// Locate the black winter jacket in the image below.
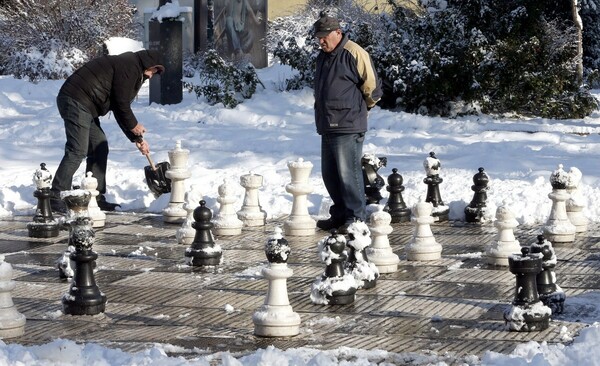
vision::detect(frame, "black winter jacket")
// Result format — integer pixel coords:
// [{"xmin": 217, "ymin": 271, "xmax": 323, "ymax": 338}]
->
[
  {"xmin": 58, "ymin": 50, "xmax": 162, "ymax": 142},
  {"xmin": 314, "ymin": 34, "xmax": 382, "ymax": 135}
]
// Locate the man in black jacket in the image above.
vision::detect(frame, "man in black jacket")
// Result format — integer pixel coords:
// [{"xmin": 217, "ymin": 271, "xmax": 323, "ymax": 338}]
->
[
  {"xmin": 50, "ymin": 49, "xmax": 164, "ymax": 213},
  {"xmin": 312, "ymin": 15, "xmax": 382, "ymax": 234}
]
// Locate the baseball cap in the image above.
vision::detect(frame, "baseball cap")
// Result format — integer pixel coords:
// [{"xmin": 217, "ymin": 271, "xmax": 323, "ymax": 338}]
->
[{"xmin": 313, "ymin": 16, "xmax": 340, "ymax": 38}]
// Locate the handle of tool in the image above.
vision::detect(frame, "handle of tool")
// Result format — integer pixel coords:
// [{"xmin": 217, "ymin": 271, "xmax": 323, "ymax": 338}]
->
[
  {"xmin": 145, "ymin": 153, "xmax": 157, "ymax": 171},
  {"xmin": 136, "ymin": 137, "xmax": 157, "ymax": 171}
]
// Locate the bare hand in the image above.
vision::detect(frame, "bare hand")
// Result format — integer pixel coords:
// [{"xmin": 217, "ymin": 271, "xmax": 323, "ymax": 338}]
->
[
  {"xmin": 135, "ymin": 139, "xmax": 150, "ymax": 155},
  {"xmin": 131, "ymin": 123, "xmax": 146, "ymax": 137}
]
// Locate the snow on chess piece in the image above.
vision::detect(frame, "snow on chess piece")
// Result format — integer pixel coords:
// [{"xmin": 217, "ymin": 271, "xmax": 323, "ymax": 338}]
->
[
  {"xmin": 542, "ymin": 164, "xmax": 576, "ymax": 243},
  {"xmin": 252, "ymin": 227, "xmax": 301, "ymax": 337},
  {"xmin": 529, "ymin": 235, "xmax": 565, "ymax": 315},
  {"xmin": 163, "ymin": 140, "xmax": 191, "ymax": 224},
  {"xmin": 27, "ymin": 163, "xmax": 60, "ymax": 238},
  {"xmin": 185, "ymin": 200, "xmax": 223, "ymax": 266},
  {"xmin": 57, "ymin": 245, "xmax": 76, "ymax": 279},
  {"xmin": 237, "ymin": 171, "xmax": 267, "ymax": 227},
  {"xmin": 81, "ymin": 171, "xmax": 105, "ymax": 228},
  {"xmin": 565, "ymin": 167, "xmax": 588, "ymax": 233},
  {"xmin": 366, "ymin": 208, "xmax": 399, "ymax": 273},
  {"xmin": 423, "ymin": 152, "xmax": 449, "ymax": 221},
  {"xmin": 212, "ymin": 179, "xmax": 243, "ymax": 236},
  {"xmin": 504, "ymin": 247, "xmax": 551, "ymax": 332},
  {"xmin": 177, "ymin": 188, "xmax": 203, "ymax": 244},
  {"xmin": 361, "ymin": 153, "xmax": 387, "ymax": 205},
  {"xmin": 61, "ymin": 189, "xmax": 106, "ymax": 316},
  {"xmin": 345, "ymin": 221, "xmax": 379, "ymax": 289},
  {"xmin": 0, "ymin": 255, "xmax": 26, "ymax": 338},
  {"xmin": 310, "ymin": 230, "xmax": 357, "ymax": 305},
  {"xmin": 485, "ymin": 201, "xmax": 522, "ymax": 266},
  {"xmin": 406, "ymin": 198, "xmax": 442, "ymax": 261},
  {"xmin": 383, "ymin": 168, "xmax": 411, "ymax": 223},
  {"xmin": 284, "ymin": 158, "xmax": 316, "ymax": 236},
  {"xmin": 464, "ymin": 167, "xmax": 490, "ymax": 223}
]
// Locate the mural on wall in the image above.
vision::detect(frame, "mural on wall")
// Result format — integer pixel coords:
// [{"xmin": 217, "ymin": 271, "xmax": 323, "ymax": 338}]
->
[{"xmin": 197, "ymin": 0, "xmax": 267, "ymax": 68}]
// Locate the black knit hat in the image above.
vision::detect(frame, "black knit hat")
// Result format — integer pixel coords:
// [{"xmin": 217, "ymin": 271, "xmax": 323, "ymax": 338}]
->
[{"xmin": 313, "ymin": 16, "xmax": 340, "ymax": 37}]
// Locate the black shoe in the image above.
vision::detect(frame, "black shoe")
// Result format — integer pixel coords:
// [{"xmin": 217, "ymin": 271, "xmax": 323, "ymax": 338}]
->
[
  {"xmin": 97, "ymin": 197, "xmax": 121, "ymax": 212},
  {"xmin": 316, "ymin": 218, "xmax": 344, "ymax": 231},
  {"xmin": 337, "ymin": 222, "xmax": 351, "ymax": 235},
  {"xmin": 50, "ymin": 198, "xmax": 67, "ymax": 214},
  {"xmin": 338, "ymin": 218, "xmax": 363, "ymax": 235}
]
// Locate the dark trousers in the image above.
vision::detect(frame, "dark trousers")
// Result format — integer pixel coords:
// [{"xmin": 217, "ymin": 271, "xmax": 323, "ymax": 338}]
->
[
  {"xmin": 51, "ymin": 95, "xmax": 109, "ymax": 198},
  {"xmin": 321, "ymin": 133, "xmax": 366, "ymax": 223}
]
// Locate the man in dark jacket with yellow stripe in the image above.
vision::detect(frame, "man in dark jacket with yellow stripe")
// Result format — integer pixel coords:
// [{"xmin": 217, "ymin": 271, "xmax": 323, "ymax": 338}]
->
[
  {"xmin": 313, "ymin": 15, "xmax": 382, "ymax": 234},
  {"xmin": 50, "ymin": 49, "xmax": 165, "ymax": 213}
]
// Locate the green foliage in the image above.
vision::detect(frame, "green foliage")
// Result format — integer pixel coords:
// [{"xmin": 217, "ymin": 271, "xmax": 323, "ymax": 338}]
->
[
  {"xmin": 183, "ymin": 49, "xmax": 262, "ymax": 108},
  {"xmin": 269, "ymin": 0, "xmax": 597, "ymax": 118},
  {"xmin": 273, "ymin": 37, "xmax": 318, "ymax": 90}
]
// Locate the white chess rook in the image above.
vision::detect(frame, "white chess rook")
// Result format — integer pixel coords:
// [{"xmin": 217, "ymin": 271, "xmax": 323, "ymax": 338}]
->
[
  {"xmin": 485, "ymin": 202, "xmax": 521, "ymax": 266},
  {"xmin": 366, "ymin": 209, "xmax": 399, "ymax": 273},
  {"xmin": 212, "ymin": 179, "xmax": 243, "ymax": 236},
  {"xmin": 284, "ymin": 158, "xmax": 316, "ymax": 236},
  {"xmin": 237, "ymin": 172, "xmax": 267, "ymax": 227},
  {"xmin": 406, "ymin": 200, "xmax": 442, "ymax": 261},
  {"xmin": 163, "ymin": 140, "xmax": 191, "ymax": 224}
]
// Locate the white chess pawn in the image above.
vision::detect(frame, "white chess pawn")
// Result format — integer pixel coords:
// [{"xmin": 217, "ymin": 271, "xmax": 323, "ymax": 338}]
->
[
  {"xmin": 366, "ymin": 208, "xmax": 399, "ymax": 273},
  {"xmin": 406, "ymin": 199, "xmax": 442, "ymax": 261},
  {"xmin": 543, "ymin": 164, "xmax": 576, "ymax": 243},
  {"xmin": 566, "ymin": 167, "xmax": 588, "ymax": 232},
  {"xmin": 176, "ymin": 189, "xmax": 203, "ymax": 245},
  {"xmin": 485, "ymin": 201, "xmax": 521, "ymax": 266},
  {"xmin": 237, "ymin": 171, "xmax": 267, "ymax": 227},
  {"xmin": 0, "ymin": 255, "xmax": 26, "ymax": 338},
  {"xmin": 163, "ymin": 140, "xmax": 191, "ymax": 224},
  {"xmin": 81, "ymin": 171, "xmax": 105, "ymax": 228},
  {"xmin": 284, "ymin": 158, "xmax": 316, "ymax": 236},
  {"xmin": 253, "ymin": 228, "xmax": 300, "ymax": 337},
  {"xmin": 212, "ymin": 179, "xmax": 244, "ymax": 236}
]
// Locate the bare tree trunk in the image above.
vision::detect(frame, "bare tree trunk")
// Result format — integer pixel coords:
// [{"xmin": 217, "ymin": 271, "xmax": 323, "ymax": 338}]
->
[{"xmin": 572, "ymin": 0, "xmax": 584, "ymax": 85}]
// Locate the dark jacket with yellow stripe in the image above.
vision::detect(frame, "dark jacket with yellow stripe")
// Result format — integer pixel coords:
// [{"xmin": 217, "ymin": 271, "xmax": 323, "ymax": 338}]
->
[
  {"xmin": 58, "ymin": 50, "xmax": 162, "ymax": 142},
  {"xmin": 314, "ymin": 34, "xmax": 382, "ymax": 135}
]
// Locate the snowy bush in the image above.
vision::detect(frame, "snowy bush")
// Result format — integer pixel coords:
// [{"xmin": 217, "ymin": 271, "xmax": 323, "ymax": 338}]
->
[
  {"xmin": 183, "ymin": 49, "xmax": 262, "ymax": 108},
  {"xmin": 269, "ymin": 0, "xmax": 597, "ymax": 118},
  {"xmin": 0, "ymin": 0, "xmax": 137, "ymax": 82}
]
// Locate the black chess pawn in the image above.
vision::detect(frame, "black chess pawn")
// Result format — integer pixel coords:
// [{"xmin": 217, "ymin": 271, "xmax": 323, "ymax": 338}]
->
[
  {"xmin": 361, "ymin": 154, "xmax": 387, "ymax": 204},
  {"xmin": 185, "ymin": 200, "xmax": 223, "ymax": 266},
  {"xmin": 383, "ymin": 168, "xmax": 411, "ymax": 223},
  {"xmin": 530, "ymin": 235, "xmax": 565, "ymax": 315},
  {"xmin": 61, "ymin": 190, "xmax": 106, "ymax": 315},
  {"xmin": 345, "ymin": 222, "xmax": 379, "ymax": 289},
  {"xmin": 27, "ymin": 163, "xmax": 59, "ymax": 238},
  {"xmin": 464, "ymin": 167, "xmax": 490, "ymax": 223},
  {"xmin": 310, "ymin": 230, "xmax": 357, "ymax": 305},
  {"xmin": 423, "ymin": 152, "xmax": 449, "ymax": 221},
  {"xmin": 504, "ymin": 247, "xmax": 551, "ymax": 331}
]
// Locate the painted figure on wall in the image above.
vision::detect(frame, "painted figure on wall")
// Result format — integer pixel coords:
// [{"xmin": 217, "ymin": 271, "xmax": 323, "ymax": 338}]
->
[{"xmin": 214, "ymin": 0, "xmax": 267, "ymax": 66}]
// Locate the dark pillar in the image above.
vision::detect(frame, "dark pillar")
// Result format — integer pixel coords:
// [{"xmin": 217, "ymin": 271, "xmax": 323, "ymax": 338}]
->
[{"xmin": 149, "ymin": 1, "xmax": 183, "ymax": 105}]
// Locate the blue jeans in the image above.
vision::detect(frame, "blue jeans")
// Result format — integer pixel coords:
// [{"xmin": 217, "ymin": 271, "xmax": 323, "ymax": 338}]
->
[
  {"xmin": 51, "ymin": 95, "xmax": 109, "ymax": 198},
  {"xmin": 321, "ymin": 133, "xmax": 366, "ymax": 223}
]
